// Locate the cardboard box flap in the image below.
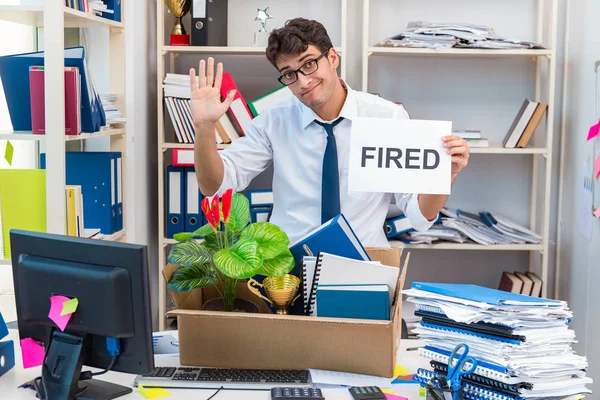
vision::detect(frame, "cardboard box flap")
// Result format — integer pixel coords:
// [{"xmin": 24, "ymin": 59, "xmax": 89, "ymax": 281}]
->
[{"xmin": 365, "ymin": 246, "xmax": 402, "ymax": 267}]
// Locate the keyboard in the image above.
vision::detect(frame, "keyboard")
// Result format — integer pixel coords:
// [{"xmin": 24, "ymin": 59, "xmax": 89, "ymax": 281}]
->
[{"xmin": 134, "ymin": 367, "xmax": 313, "ymax": 390}]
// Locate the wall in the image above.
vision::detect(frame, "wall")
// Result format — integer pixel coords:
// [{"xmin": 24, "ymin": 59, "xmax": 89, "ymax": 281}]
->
[{"xmin": 558, "ymin": 0, "xmax": 600, "ymax": 388}]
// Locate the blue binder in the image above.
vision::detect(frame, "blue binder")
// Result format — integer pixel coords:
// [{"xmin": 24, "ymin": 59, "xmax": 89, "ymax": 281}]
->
[
  {"xmin": 0, "ymin": 46, "xmax": 105, "ymax": 132},
  {"xmin": 245, "ymin": 189, "xmax": 273, "ymax": 207},
  {"xmin": 103, "ymin": 0, "xmax": 122, "ymax": 22},
  {"xmin": 0, "ymin": 312, "xmax": 15, "ymax": 377},
  {"xmin": 166, "ymin": 166, "xmax": 185, "ymax": 238},
  {"xmin": 184, "ymin": 166, "xmax": 204, "ymax": 232},
  {"xmin": 114, "ymin": 152, "xmax": 123, "ymax": 232},
  {"xmin": 316, "ymin": 284, "xmax": 390, "ymax": 320},
  {"xmin": 250, "ymin": 206, "xmax": 271, "ymax": 223},
  {"xmin": 41, "ymin": 152, "xmax": 118, "ymax": 234}
]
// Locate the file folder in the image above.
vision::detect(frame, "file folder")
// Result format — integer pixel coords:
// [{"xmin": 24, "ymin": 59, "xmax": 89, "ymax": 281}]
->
[
  {"xmin": 0, "ymin": 312, "xmax": 14, "ymax": 378},
  {"xmin": 250, "ymin": 206, "xmax": 271, "ymax": 223},
  {"xmin": 184, "ymin": 166, "xmax": 204, "ymax": 232},
  {"xmin": 191, "ymin": 0, "xmax": 228, "ymax": 46},
  {"xmin": 41, "ymin": 152, "xmax": 117, "ymax": 235},
  {"xmin": 103, "ymin": 0, "xmax": 121, "ymax": 22},
  {"xmin": 166, "ymin": 166, "xmax": 185, "ymax": 238},
  {"xmin": 114, "ymin": 152, "xmax": 123, "ymax": 232},
  {"xmin": 246, "ymin": 189, "xmax": 273, "ymax": 207},
  {"xmin": 0, "ymin": 46, "xmax": 105, "ymax": 133}
]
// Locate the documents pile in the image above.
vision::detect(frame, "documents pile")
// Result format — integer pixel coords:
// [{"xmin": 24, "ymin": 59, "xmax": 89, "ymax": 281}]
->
[
  {"xmin": 394, "ymin": 207, "xmax": 541, "ymax": 245},
  {"xmin": 404, "ymin": 282, "xmax": 592, "ymax": 399},
  {"xmin": 100, "ymin": 94, "xmax": 126, "ymax": 125},
  {"xmin": 375, "ymin": 21, "xmax": 545, "ymax": 50}
]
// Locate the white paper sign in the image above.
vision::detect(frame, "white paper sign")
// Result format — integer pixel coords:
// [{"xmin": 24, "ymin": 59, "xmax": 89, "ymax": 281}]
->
[{"xmin": 348, "ymin": 117, "xmax": 452, "ymax": 195}]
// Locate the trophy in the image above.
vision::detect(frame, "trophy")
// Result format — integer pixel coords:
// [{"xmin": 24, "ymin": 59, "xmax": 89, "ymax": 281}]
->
[
  {"xmin": 247, "ymin": 274, "xmax": 300, "ymax": 315},
  {"xmin": 165, "ymin": 0, "xmax": 191, "ymax": 46},
  {"xmin": 253, "ymin": 7, "xmax": 273, "ymax": 47}
]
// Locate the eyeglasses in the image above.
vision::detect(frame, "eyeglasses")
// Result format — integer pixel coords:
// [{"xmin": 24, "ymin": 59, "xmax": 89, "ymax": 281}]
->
[{"xmin": 277, "ymin": 48, "xmax": 331, "ymax": 86}]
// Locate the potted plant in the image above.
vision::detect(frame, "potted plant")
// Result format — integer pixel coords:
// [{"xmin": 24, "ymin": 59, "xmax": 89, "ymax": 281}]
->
[{"xmin": 167, "ymin": 188, "xmax": 295, "ymax": 312}]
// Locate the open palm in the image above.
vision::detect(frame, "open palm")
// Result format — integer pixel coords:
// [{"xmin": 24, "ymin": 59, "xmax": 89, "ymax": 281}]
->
[{"xmin": 189, "ymin": 57, "xmax": 236, "ymax": 127}]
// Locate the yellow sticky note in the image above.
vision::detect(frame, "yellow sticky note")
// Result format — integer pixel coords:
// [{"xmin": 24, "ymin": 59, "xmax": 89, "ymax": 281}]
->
[
  {"xmin": 4, "ymin": 141, "xmax": 14, "ymax": 166},
  {"xmin": 394, "ymin": 363, "xmax": 410, "ymax": 378},
  {"xmin": 138, "ymin": 384, "xmax": 171, "ymax": 399},
  {"xmin": 381, "ymin": 388, "xmax": 395, "ymax": 394},
  {"xmin": 60, "ymin": 298, "xmax": 79, "ymax": 316},
  {"xmin": 419, "ymin": 386, "xmax": 426, "ymax": 397}
]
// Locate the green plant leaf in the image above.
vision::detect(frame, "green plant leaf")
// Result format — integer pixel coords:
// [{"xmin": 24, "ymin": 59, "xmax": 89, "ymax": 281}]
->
[
  {"xmin": 213, "ymin": 236, "xmax": 263, "ymax": 279},
  {"xmin": 194, "ymin": 223, "xmax": 215, "ymax": 237},
  {"xmin": 168, "ymin": 263, "xmax": 218, "ymax": 292},
  {"xmin": 225, "ymin": 193, "xmax": 251, "ymax": 233},
  {"xmin": 168, "ymin": 240, "xmax": 212, "ymax": 268},
  {"xmin": 203, "ymin": 230, "xmax": 240, "ymax": 252},
  {"xmin": 173, "ymin": 232, "xmax": 199, "ymax": 242},
  {"xmin": 241, "ymin": 222, "xmax": 290, "ymax": 259},
  {"xmin": 256, "ymin": 248, "xmax": 295, "ymax": 277}
]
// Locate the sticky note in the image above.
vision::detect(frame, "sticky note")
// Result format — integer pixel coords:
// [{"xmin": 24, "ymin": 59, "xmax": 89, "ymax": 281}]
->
[
  {"xmin": 20, "ymin": 338, "xmax": 45, "ymax": 369},
  {"xmin": 4, "ymin": 141, "xmax": 13, "ymax": 166},
  {"xmin": 594, "ymin": 156, "xmax": 600, "ymax": 179},
  {"xmin": 48, "ymin": 295, "xmax": 73, "ymax": 331},
  {"xmin": 594, "ymin": 207, "xmax": 600, "ymax": 218},
  {"xmin": 419, "ymin": 386, "xmax": 426, "ymax": 396},
  {"xmin": 60, "ymin": 298, "xmax": 79, "ymax": 316},
  {"xmin": 394, "ymin": 364, "xmax": 410, "ymax": 378},
  {"xmin": 138, "ymin": 384, "xmax": 172, "ymax": 399},
  {"xmin": 382, "ymin": 388, "xmax": 395, "ymax": 394},
  {"xmin": 385, "ymin": 394, "xmax": 409, "ymax": 400},
  {"xmin": 588, "ymin": 120, "xmax": 600, "ymax": 140}
]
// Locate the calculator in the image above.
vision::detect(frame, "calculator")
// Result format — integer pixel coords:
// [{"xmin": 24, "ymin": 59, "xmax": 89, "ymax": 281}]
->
[
  {"xmin": 271, "ymin": 387, "xmax": 325, "ymax": 400},
  {"xmin": 348, "ymin": 386, "xmax": 387, "ymax": 400}
]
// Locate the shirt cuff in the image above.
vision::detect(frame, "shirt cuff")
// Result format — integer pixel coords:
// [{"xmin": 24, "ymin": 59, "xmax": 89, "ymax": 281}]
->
[{"xmin": 405, "ymin": 194, "xmax": 438, "ymax": 232}]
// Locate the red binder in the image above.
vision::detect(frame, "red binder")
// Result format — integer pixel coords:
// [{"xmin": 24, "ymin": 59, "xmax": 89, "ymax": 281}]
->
[{"xmin": 219, "ymin": 72, "xmax": 253, "ymax": 136}]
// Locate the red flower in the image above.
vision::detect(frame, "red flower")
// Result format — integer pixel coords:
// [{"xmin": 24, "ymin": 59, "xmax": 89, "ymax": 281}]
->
[
  {"xmin": 211, "ymin": 196, "xmax": 220, "ymax": 227},
  {"xmin": 222, "ymin": 188, "xmax": 233, "ymax": 223},
  {"xmin": 202, "ymin": 197, "xmax": 216, "ymax": 229}
]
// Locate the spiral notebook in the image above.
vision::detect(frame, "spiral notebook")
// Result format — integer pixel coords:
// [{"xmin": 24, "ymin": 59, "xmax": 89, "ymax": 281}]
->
[
  {"xmin": 430, "ymin": 361, "xmax": 526, "ymax": 395},
  {"xmin": 306, "ymin": 252, "xmax": 400, "ymax": 316},
  {"xmin": 301, "ymin": 256, "xmax": 317, "ymax": 315},
  {"xmin": 415, "ymin": 369, "xmax": 519, "ymax": 400}
]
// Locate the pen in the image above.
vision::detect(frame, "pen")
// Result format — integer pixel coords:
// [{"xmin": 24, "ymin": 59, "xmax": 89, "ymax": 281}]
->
[{"xmin": 406, "ymin": 346, "xmax": 419, "ymax": 351}]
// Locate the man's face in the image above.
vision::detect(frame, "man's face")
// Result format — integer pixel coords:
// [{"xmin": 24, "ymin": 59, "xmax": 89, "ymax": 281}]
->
[{"xmin": 276, "ymin": 45, "xmax": 339, "ymax": 110}]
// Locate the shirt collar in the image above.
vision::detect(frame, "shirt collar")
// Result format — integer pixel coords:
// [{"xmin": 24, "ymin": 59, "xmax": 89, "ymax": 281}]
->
[{"xmin": 299, "ymin": 79, "xmax": 358, "ymax": 129}]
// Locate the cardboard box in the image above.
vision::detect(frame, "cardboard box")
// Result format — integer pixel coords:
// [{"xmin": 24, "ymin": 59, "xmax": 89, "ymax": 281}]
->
[{"xmin": 164, "ymin": 247, "xmax": 409, "ymax": 378}]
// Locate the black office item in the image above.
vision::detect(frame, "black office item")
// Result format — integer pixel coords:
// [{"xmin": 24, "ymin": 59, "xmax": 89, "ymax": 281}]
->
[
  {"xmin": 10, "ymin": 229, "xmax": 154, "ymax": 400},
  {"xmin": 191, "ymin": 0, "xmax": 228, "ymax": 46},
  {"xmin": 348, "ymin": 386, "xmax": 386, "ymax": 400},
  {"xmin": 135, "ymin": 367, "xmax": 312, "ymax": 390},
  {"xmin": 271, "ymin": 387, "xmax": 324, "ymax": 399},
  {"xmin": 430, "ymin": 361, "xmax": 526, "ymax": 395}
]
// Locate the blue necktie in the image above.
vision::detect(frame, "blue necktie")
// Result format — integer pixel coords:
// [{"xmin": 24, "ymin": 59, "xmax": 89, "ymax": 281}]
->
[{"xmin": 316, "ymin": 117, "xmax": 344, "ymax": 224}]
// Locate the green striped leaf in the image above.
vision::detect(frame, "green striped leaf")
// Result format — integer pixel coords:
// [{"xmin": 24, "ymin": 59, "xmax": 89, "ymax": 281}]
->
[
  {"xmin": 193, "ymin": 223, "xmax": 215, "ymax": 237},
  {"xmin": 168, "ymin": 263, "xmax": 218, "ymax": 292},
  {"xmin": 213, "ymin": 236, "xmax": 263, "ymax": 279},
  {"xmin": 241, "ymin": 222, "xmax": 290, "ymax": 259},
  {"xmin": 203, "ymin": 230, "xmax": 239, "ymax": 252},
  {"xmin": 225, "ymin": 193, "xmax": 251, "ymax": 233},
  {"xmin": 256, "ymin": 249, "xmax": 295, "ymax": 277},
  {"xmin": 168, "ymin": 240, "xmax": 212, "ymax": 268}
]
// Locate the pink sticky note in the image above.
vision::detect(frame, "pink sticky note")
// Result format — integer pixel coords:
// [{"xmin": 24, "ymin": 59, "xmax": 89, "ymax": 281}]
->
[
  {"xmin": 20, "ymin": 338, "xmax": 45, "ymax": 369},
  {"xmin": 595, "ymin": 156, "xmax": 600, "ymax": 179},
  {"xmin": 385, "ymin": 394, "xmax": 409, "ymax": 400},
  {"xmin": 588, "ymin": 120, "xmax": 600, "ymax": 140},
  {"xmin": 49, "ymin": 295, "xmax": 73, "ymax": 331},
  {"xmin": 594, "ymin": 207, "xmax": 600, "ymax": 218}
]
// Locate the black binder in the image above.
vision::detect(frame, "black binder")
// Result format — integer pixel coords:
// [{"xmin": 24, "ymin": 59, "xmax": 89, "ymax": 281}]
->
[{"xmin": 191, "ymin": 0, "xmax": 228, "ymax": 46}]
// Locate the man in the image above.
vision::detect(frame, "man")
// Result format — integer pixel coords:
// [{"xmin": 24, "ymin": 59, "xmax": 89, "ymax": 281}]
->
[{"xmin": 190, "ymin": 18, "xmax": 469, "ymax": 247}]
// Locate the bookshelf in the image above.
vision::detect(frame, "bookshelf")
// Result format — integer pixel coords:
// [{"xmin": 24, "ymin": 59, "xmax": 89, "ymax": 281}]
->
[
  {"xmin": 156, "ymin": 0, "xmax": 349, "ymax": 329},
  {"xmin": 362, "ymin": 0, "xmax": 559, "ymax": 297},
  {"xmin": 0, "ymin": 4, "xmax": 130, "ymax": 242}
]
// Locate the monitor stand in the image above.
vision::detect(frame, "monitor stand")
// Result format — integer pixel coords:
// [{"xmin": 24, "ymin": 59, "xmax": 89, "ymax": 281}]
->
[{"xmin": 38, "ymin": 331, "xmax": 132, "ymax": 400}]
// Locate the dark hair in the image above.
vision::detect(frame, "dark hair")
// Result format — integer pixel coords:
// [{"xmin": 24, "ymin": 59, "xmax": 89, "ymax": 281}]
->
[{"xmin": 266, "ymin": 18, "xmax": 333, "ymax": 68}]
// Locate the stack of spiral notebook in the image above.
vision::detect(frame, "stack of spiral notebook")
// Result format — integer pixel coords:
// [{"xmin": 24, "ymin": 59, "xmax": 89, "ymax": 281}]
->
[{"xmin": 404, "ymin": 282, "xmax": 592, "ymax": 399}]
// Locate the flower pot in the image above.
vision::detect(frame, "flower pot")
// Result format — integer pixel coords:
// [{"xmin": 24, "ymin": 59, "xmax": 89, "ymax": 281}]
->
[{"xmin": 202, "ymin": 297, "xmax": 260, "ymax": 313}]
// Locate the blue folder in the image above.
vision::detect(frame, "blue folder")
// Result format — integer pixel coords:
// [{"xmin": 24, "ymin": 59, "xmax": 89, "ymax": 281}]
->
[
  {"xmin": 0, "ymin": 312, "xmax": 14, "ymax": 377},
  {"xmin": 316, "ymin": 284, "xmax": 390, "ymax": 320},
  {"xmin": 0, "ymin": 46, "xmax": 105, "ymax": 132},
  {"xmin": 103, "ymin": 0, "xmax": 121, "ymax": 22}
]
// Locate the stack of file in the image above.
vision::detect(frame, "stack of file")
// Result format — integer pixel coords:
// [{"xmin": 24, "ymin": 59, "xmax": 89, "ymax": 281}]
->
[
  {"xmin": 100, "ymin": 94, "xmax": 126, "ymax": 125},
  {"xmin": 404, "ymin": 282, "xmax": 592, "ymax": 399},
  {"xmin": 375, "ymin": 21, "xmax": 545, "ymax": 50},
  {"xmin": 394, "ymin": 207, "xmax": 541, "ymax": 245}
]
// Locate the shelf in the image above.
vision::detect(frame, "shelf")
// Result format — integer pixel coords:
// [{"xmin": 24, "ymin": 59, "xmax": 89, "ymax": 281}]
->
[
  {"xmin": 470, "ymin": 145, "xmax": 547, "ymax": 155},
  {"xmin": 162, "ymin": 46, "xmax": 343, "ymax": 56},
  {"xmin": 0, "ymin": 5, "xmax": 123, "ymax": 29},
  {"xmin": 0, "ymin": 128, "xmax": 125, "ymax": 142},
  {"xmin": 389, "ymin": 240, "xmax": 544, "ymax": 251},
  {"xmin": 367, "ymin": 47, "xmax": 552, "ymax": 58},
  {"xmin": 162, "ymin": 143, "xmax": 230, "ymax": 150}
]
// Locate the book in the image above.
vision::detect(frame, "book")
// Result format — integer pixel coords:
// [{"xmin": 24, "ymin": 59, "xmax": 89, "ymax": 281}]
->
[
  {"xmin": 248, "ymin": 86, "xmax": 294, "ymax": 117},
  {"xmin": 316, "ymin": 284, "xmax": 390, "ymax": 320},
  {"xmin": 514, "ymin": 271, "xmax": 533, "ymax": 296},
  {"xmin": 516, "ymin": 103, "xmax": 547, "ymax": 148},
  {"xmin": 525, "ymin": 272, "xmax": 543, "ymax": 297},
  {"xmin": 498, "ymin": 271, "xmax": 523, "ymax": 294},
  {"xmin": 502, "ymin": 99, "xmax": 538, "ymax": 148}
]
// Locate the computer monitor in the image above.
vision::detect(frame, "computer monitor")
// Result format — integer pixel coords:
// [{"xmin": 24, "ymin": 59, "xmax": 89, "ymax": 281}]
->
[{"xmin": 10, "ymin": 229, "xmax": 154, "ymax": 400}]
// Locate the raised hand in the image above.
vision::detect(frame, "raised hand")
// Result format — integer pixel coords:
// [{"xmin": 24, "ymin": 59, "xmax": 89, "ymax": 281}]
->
[{"xmin": 189, "ymin": 57, "xmax": 236, "ymax": 129}]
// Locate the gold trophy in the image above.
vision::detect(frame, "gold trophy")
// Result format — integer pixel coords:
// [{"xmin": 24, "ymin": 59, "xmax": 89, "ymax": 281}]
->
[
  {"xmin": 165, "ymin": 0, "xmax": 191, "ymax": 46},
  {"xmin": 247, "ymin": 274, "xmax": 300, "ymax": 315}
]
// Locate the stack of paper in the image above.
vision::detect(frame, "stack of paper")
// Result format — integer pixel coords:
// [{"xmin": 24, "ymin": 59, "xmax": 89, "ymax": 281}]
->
[
  {"xmin": 404, "ymin": 282, "xmax": 592, "ymax": 399},
  {"xmin": 375, "ymin": 21, "xmax": 545, "ymax": 50}
]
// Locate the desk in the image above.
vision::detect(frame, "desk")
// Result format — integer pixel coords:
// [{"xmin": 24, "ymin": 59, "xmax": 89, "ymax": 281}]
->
[{"xmin": 0, "ymin": 330, "xmax": 428, "ymax": 399}]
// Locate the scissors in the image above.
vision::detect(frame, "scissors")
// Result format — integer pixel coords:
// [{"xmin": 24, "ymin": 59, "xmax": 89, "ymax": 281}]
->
[{"xmin": 446, "ymin": 343, "xmax": 478, "ymax": 397}]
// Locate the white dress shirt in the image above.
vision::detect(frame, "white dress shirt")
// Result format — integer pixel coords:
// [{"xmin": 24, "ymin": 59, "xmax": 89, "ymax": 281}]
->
[{"xmin": 215, "ymin": 82, "xmax": 436, "ymax": 247}]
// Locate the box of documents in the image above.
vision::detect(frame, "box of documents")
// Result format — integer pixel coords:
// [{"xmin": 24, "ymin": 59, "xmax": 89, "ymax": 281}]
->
[{"xmin": 165, "ymin": 247, "xmax": 409, "ymax": 378}]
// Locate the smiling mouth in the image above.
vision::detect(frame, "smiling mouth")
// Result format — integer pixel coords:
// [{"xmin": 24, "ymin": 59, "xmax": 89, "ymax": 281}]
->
[{"xmin": 302, "ymin": 81, "xmax": 321, "ymax": 96}]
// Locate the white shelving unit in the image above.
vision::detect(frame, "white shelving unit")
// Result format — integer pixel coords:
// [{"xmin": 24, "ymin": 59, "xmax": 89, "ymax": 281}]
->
[
  {"xmin": 362, "ymin": 0, "xmax": 559, "ymax": 297},
  {"xmin": 156, "ymin": 0, "xmax": 349, "ymax": 330},
  {"xmin": 0, "ymin": 4, "xmax": 131, "ymax": 241}
]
